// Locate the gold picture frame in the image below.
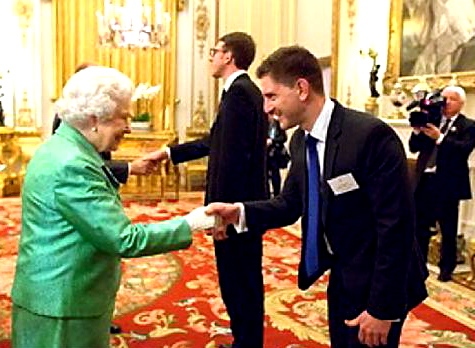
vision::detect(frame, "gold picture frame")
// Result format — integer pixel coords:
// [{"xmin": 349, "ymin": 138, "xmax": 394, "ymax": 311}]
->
[
  {"xmin": 330, "ymin": 0, "xmax": 340, "ymax": 98},
  {"xmin": 383, "ymin": 0, "xmax": 475, "ymax": 94}
]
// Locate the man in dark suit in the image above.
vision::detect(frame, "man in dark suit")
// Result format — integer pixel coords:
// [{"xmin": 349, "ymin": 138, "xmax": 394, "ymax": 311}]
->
[
  {"xmin": 207, "ymin": 46, "xmax": 428, "ymax": 348},
  {"xmin": 143, "ymin": 32, "xmax": 268, "ymax": 348},
  {"xmin": 409, "ymin": 86, "xmax": 475, "ymax": 282}
]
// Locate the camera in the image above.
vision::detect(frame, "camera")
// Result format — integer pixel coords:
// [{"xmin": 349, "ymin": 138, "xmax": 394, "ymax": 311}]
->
[{"xmin": 407, "ymin": 89, "xmax": 446, "ymax": 127}]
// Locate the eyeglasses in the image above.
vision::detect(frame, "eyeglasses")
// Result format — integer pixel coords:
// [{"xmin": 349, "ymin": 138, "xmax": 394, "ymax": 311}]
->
[{"xmin": 209, "ymin": 48, "xmax": 227, "ymax": 57}]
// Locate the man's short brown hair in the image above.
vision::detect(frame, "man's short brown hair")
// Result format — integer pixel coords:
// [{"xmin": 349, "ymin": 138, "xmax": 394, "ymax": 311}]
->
[
  {"xmin": 256, "ymin": 46, "xmax": 324, "ymax": 94},
  {"xmin": 219, "ymin": 32, "xmax": 256, "ymax": 70}
]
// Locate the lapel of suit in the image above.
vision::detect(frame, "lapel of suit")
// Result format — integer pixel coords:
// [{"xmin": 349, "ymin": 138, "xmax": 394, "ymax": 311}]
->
[
  {"xmin": 447, "ymin": 114, "xmax": 465, "ymax": 136},
  {"xmin": 321, "ymin": 101, "xmax": 343, "ymax": 227},
  {"xmin": 215, "ymin": 73, "xmax": 250, "ymax": 131},
  {"xmin": 220, "ymin": 73, "xmax": 249, "ymax": 105}
]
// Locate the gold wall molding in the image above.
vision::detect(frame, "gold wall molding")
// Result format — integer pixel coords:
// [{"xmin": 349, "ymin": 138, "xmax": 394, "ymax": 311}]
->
[
  {"xmin": 190, "ymin": 90, "xmax": 208, "ymax": 130},
  {"xmin": 16, "ymin": 90, "xmax": 33, "ymax": 127},
  {"xmin": 0, "ymin": 127, "xmax": 27, "ymax": 197},
  {"xmin": 13, "ymin": 0, "xmax": 34, "ymax": 45},
  {"xmin": 346, "ymin": 86, "xmax": 352, "ymax": 107},
  {"xmin": 195, "ymin": 0, "xmax": 210, "ymax": 59},
  {"xmin": 330, "ymin": 0, "xmax": 340, "ymax": 98},
  {"xmin": 382, "ymin": 0, "xmax": 402, "ymax": 94},
  {"xmin": 12, "ymin": 0, "xmax": 36, "ymax": 129},
  {"xmin": 346, "ymin": 0, "xmax": 356, "ymax": 41},
  {"xmin": 178, "ymin": 0, "xmax": 186, "ymax": 11},
  {"xmin": 319, "ymin": 56, "xmax": 331, "ymax": 69}
]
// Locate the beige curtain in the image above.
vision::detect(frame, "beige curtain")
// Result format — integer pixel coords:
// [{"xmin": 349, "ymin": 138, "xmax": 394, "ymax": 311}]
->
[{"xmin": 52, "ymin": 0, "xmax": 178, "ymax": 133}]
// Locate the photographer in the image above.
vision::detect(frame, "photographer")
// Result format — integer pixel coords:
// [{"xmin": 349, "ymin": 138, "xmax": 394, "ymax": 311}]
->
[{"xmin": 409, "ymin": 86, "xmax": 475, "ymax": 281}]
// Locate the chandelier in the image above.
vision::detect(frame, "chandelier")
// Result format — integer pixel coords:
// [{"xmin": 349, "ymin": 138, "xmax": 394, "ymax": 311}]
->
[{"xmin": 96, "ymin": 0, "xmax": 171, "ymax": 49}]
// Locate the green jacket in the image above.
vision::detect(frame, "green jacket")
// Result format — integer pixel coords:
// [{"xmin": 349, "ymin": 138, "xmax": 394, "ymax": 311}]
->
[{"xmin": 12, "ymin": 123, "xmax": 192, "ymax": 318}]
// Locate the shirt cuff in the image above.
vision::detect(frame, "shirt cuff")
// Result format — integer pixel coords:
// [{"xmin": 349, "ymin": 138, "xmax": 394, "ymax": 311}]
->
[
  {"xmin": 436, "ymin": 133, "xmax": 445, "ymax": 145},
  {"xmin": 165, "ymin": 147, "xmax": 172, "ymax": 161},
  {"xmin": 233, "ymin": 202, "xmax": 248, "ymax": 233},
  {"xmin": 127, "ymin": 162, "xmax": 131, "ymax": 175}
]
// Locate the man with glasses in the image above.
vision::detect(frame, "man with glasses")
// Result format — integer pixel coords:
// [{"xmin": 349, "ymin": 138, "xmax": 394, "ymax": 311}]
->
[{"xmin": 144, "ymin": 32, "xmax": 268, "ymax": 348}]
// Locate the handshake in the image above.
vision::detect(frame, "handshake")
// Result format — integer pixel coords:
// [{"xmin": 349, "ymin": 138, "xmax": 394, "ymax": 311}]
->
[
  {"xmin": 129, "ymin": 149, "xmax": 171, "ymax": 176},
  {"xmin": 183, "ymin": 203, "xmax": 243, "ymax": 240}
]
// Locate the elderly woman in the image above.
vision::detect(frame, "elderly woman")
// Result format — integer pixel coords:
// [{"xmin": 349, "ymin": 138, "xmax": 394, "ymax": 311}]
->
[{"xmin": 11, "ymin": 66, "xmax": 214, "ymax": 347}]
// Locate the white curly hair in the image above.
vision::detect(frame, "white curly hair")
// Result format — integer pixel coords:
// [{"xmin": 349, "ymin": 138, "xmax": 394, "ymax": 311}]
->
[
  {"xmin": 55, "ymin": 66, "xmax": 133, "ymax": 128},
  {"xmin": 442, "ymin": 85, "xmax": 466, "ymax": 103}
]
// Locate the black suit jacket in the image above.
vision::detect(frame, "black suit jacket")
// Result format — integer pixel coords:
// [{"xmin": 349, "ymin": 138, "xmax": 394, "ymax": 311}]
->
[
  {"xmin": 243, "ymin": 101, "xmax": 428, "ymax": 320},
  {"xmin": 170, "ymin": 74, "xmax": 268, "ymax": 211},
  {"xmin": 52, "ymin": 114, "xmax": 129, "ymax": 184},
  {"xmin": 409, "ymin": 113, "xmax": 475, "ymax": 200}
]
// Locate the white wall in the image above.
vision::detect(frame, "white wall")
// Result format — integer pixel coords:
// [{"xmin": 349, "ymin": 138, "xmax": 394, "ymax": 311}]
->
[
  {"xmin": 0, "ymin": 0, "xmax": 49, "ymax": 132},
  {"xmin": 0, "ymin": 0, "xmax": 23, "ymax": 127},
  {"xmin": 296, "ymin": 0, "xmax": 332, "ymax": 58}
]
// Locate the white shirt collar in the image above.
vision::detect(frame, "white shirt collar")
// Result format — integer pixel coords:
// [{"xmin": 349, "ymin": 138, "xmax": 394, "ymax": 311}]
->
[
  {"xmin": 307, "ymin": 98, "xmax": 335, "ymax": 142},
  {"xmin": 443, "ymin": 114, "xmax": 458, "ymax": 124},
  {"xmin": 223, "ymin": 70, "xmax": 247, "ymax": 91}
]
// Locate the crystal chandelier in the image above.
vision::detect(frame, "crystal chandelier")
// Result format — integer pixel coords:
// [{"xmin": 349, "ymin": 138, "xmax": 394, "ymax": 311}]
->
[{"xmin": 96, "ymin": 0, "xmax": 171, "ymax": 49}]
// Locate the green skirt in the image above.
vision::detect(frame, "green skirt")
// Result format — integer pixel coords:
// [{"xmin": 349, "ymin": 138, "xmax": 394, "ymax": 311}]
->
[{"xmin": 12, "ymin": 303, "xmax": 114, "ymax": 348}]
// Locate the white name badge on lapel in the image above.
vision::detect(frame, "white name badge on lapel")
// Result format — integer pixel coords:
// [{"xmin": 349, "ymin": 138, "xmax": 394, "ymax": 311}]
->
[{"xmin": 327, "ymin": 173, "xmax": 359, "ymax": 195}]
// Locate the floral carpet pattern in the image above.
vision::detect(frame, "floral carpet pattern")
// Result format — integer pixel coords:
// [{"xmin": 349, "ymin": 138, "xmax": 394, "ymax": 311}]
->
[{"xmin": 0, "ymin": 197, "xmax": 474, "ymax": 347}]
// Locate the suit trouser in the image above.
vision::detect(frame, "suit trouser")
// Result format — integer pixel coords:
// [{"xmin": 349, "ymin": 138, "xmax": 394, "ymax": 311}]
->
[
  {"xmin": 327, "ymin": 274, "xmax": 406, "ymax": 348},
  {"xmin": 12, "ymin": 302, "xmax": 114, "ymax": 348},
  {"xmin": 415, "ymin": 173, "xmax": 459, "ymax": 273},
  {"xmin": 214, "ymin": 231, "xmax": 264, "ymax": 348}
]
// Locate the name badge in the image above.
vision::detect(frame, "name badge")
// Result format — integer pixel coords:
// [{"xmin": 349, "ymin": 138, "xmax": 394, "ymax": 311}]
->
[{"xmin": 327, "ymin": 173, "xmax": 359, "ymax": 195}]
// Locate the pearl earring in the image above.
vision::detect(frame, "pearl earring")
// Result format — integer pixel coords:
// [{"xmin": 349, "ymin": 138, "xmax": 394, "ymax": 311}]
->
[{"xmin": 92, "ymin": 127, "xmax": 98, "ymax": 132}]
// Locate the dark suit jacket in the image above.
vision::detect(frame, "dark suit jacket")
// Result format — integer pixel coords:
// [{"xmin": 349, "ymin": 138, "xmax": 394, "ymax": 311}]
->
[
  {"xmin": 170, "ymin": 74, "xmax": 268, "ymax": 210},
  {"xmin": 409, "ymin": 113, "xmax": 475, "ymax": 200},
  {"xmin": 243, "ymin": 100, "xmax": 428, "ymax": 320},
  {"xmin": 52, "ymin": 114, "xmax": 129, "ymax": 184}
]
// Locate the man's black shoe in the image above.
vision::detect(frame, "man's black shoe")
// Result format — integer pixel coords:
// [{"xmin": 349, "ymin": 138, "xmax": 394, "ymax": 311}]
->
[
  {"xmin": 437, "ymin": 272, "xmax": 452, "ymax": 282},
  {"xmin": 110, "ymin": 324, "xmax": 122, "ymax": 334}
]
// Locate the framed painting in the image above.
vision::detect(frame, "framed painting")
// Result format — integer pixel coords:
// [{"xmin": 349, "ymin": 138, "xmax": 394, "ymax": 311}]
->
[{"xmin": 383, "ymin": 0, "xmax": 475, "ymax": 93}]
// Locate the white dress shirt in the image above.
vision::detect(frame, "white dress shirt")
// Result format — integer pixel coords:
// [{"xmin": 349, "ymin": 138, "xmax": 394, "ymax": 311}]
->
[{"xmin": 235, "ymin": 98, "xmax": 335, "ymax": 232}]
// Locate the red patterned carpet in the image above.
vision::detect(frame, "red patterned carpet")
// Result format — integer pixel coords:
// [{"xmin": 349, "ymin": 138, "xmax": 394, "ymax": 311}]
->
[{"xmin": 0, "ymin": 197, "xmax": 475, "ymax": 347}]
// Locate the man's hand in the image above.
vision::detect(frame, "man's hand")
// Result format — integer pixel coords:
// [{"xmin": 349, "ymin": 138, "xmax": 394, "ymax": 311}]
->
[
  {"xmin": 205, "ymin": 203, "xmax": 241, "ymax": 241},
  {"xmin": 206, "ymin": 203, "xmax": 240, "ymax": 225},
  {"xmin": 130, "ymin": 158, "xmax": 158, "ymax": 175},
  {"xmin": 345, "ymin": 310, "xmax": 392, "ymax": 347},
  {"xmin": 420, "ymin": 123, "xmax": 441, "ymax": 140},
  {"xmin": 142, "ymin": 149, "xmax": 170, "ymax": 162}
]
